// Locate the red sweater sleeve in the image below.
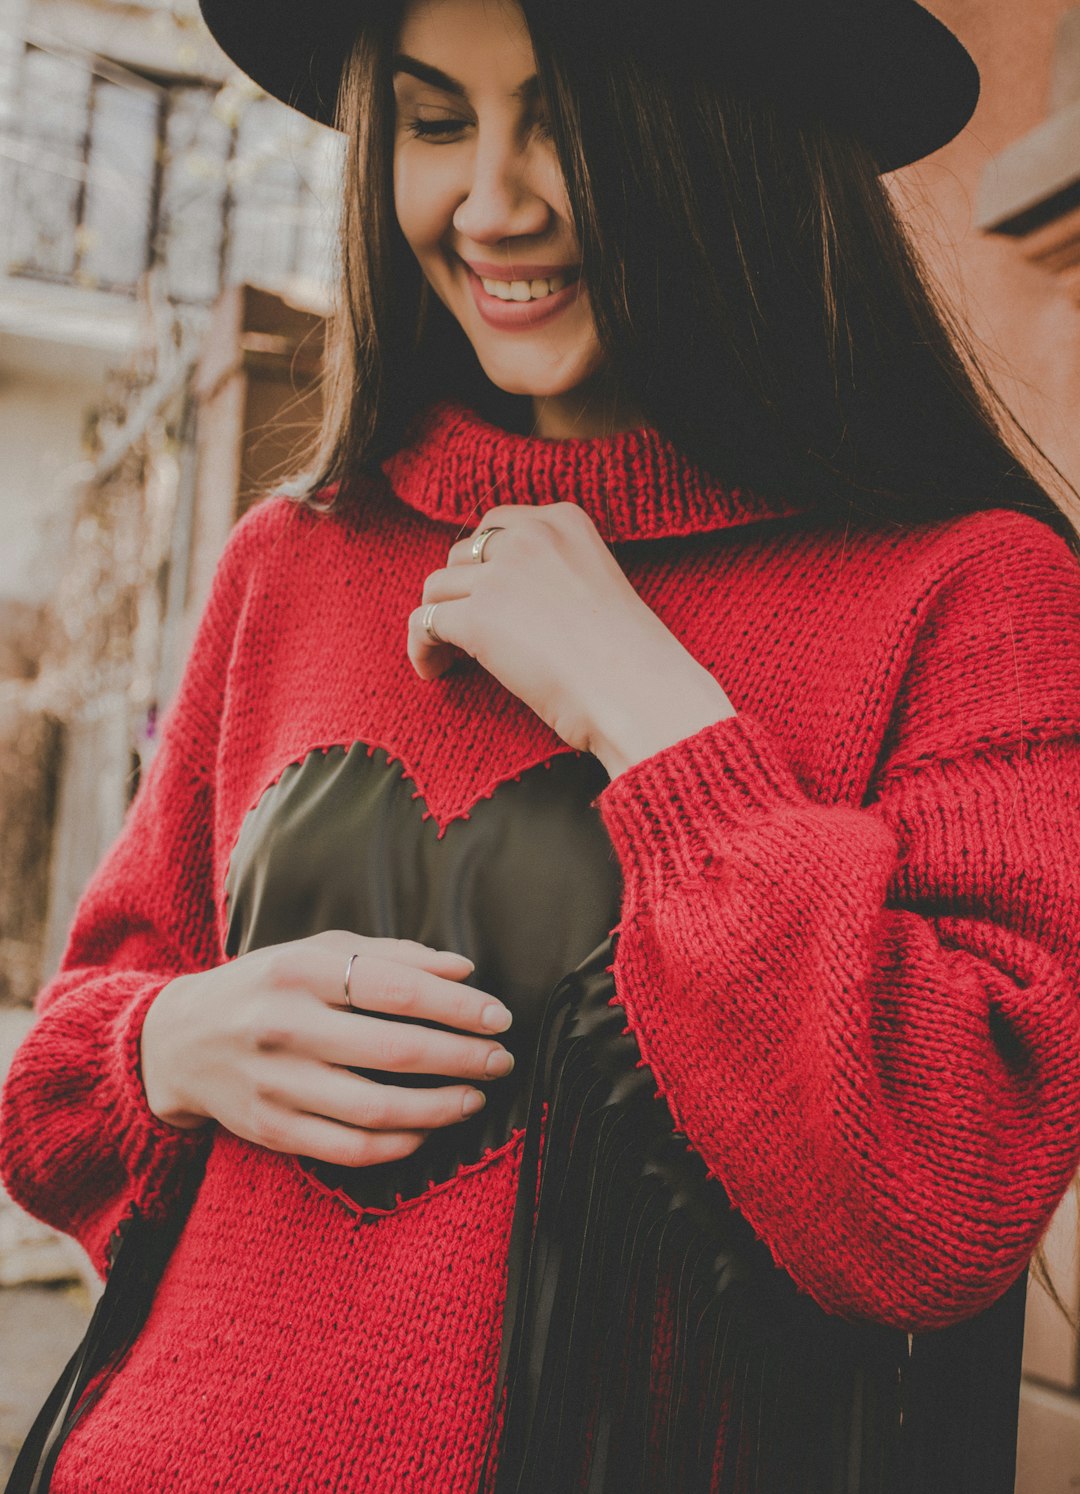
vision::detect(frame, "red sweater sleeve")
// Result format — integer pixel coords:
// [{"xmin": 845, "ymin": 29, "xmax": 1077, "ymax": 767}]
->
[
  {"xmin": 594, "ymin": 519, "xmax": 1080, "ymax": 1334},
  {"xmin": 0, "ymin": 499, "xmax": 274, "ymax": 1279}
]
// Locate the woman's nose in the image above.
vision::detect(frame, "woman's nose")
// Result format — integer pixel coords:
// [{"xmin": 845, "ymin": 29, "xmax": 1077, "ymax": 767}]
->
[{"xmin": 451, "ymin": 139, "xmax": 551, "ymax": 245}]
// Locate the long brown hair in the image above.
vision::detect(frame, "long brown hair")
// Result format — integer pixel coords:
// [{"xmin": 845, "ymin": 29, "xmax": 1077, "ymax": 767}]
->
[{"xmin": 293, "ymin": 0, "xmax": 1079, "ymax": 557}]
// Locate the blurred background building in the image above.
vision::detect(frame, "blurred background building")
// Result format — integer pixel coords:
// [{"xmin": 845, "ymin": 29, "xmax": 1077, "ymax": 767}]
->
[
  {"xmin": 0, "ymin": 0, "xmax": 339, "ymax": 1005},
  {"xmin": 0, "ymin": 0, "xmax": 335, "ymax": 1460},
  {"xmin": 1, "ymin": 0, "xmax": 1080, "ymax": 1488}
]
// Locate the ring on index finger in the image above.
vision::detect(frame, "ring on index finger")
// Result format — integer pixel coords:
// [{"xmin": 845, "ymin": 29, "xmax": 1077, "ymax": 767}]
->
[
  {"xmin": 422, "ymin": 602, "xmax": 447, "ymax": 646},
  {"xmin": 343, "ymin": 951, "xmax": 360, "ymax": 1012}
]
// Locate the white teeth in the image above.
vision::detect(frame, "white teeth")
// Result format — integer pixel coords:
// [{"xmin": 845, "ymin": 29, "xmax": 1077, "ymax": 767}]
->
[{"xmin": 479, "ymin": 272, "xmax": 572, "ymax": 301}]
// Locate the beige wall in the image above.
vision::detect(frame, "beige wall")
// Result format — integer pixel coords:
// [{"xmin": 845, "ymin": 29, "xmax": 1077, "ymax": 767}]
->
[{"xmin": 0, "ymin": 356, "xmax": 98, "ymax": 608}]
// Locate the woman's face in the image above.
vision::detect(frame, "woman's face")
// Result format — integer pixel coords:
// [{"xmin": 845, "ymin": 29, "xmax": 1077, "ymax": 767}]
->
[{"xmin": 392, "ymin": 0, "xmax": 633, "ymax": 436}]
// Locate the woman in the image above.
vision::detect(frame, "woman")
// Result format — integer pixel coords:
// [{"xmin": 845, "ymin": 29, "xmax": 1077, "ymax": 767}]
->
[{"xmin": 4, "ymin": 0, "xmax": 1080, "ymax": 1490}]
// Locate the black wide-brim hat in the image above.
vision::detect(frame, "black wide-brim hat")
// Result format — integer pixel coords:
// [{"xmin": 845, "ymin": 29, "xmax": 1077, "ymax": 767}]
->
[{"xmin": 197, "ymin": 0, "xmax": 979, "ymax": 175}]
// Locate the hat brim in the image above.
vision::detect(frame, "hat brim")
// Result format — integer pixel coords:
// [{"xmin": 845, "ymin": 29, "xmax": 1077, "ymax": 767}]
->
[{"xmin": 197, "ymin": 0, "xmax": 979, "ymax": 175}]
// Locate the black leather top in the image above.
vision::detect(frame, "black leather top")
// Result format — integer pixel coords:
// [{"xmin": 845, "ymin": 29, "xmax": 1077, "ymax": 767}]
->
[{"xmin": 223, "ymin": 741, "xmax": 623, "ymax": 1209}]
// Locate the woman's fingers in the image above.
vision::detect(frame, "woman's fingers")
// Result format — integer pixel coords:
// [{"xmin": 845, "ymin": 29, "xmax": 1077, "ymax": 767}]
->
[
  {"xmin": 247, "ymin": 1105, "xmax": 431, "ymax": 1169},
  {"xmin": 276, "ymin": 1003, "xmax": 515, "ymax": 1082},
  {"xmin": 254, "ymin": 1057, "xmax": 486, "ymax": 1132},
  {"xmin": 269, "ymin": 933, "xmax": 513, "ymax": 1035},
  {"xmin": 343, "ymin": 956, "xmax": 516, "ymax": 1039},
  {"xmin": 341, "ymin": 951, "xmax": 512, "ymax": 1035}
]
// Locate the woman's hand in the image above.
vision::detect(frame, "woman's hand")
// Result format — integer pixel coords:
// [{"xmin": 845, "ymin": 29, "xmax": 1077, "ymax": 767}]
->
[
  {"xmin": 139, "ymin": 931, "xmax": 514, "ymax": 1168},
  {"xmin": 406, "ymin": 503, "xmax": 709, "ymax": 765}
]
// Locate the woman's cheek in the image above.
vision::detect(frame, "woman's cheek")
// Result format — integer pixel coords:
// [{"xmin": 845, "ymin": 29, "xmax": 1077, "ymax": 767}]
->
[{"xmin": 393, "ymin": 152, "xmax": 438, "ymax": 242}]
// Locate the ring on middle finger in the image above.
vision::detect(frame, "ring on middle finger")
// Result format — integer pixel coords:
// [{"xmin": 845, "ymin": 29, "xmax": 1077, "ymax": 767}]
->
[{"xmin": 470, "ymin": 526, "xmax": 504, "ymax": 563}]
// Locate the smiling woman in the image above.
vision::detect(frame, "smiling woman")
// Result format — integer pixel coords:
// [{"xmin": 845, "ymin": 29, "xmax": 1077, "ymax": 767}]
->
[{"xmin": 5, "ymin": 0, "xmax": 1080, "ymax": 1493}]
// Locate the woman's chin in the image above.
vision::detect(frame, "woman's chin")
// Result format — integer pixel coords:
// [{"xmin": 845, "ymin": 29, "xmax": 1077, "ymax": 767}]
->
[{"xmin": 475, "ymin": 363, "xmax": 589, "ymax": 401}]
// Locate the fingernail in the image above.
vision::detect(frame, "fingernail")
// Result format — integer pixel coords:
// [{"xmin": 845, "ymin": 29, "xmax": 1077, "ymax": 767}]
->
[
  {"xmin": 462, "ymin": 1089, "xmax": 486, "ymax": 1118},
  {"xmin": 481, "ymin": 1003, "xmax": 512, "ymax": 1032},
  {"xmin": 486, "ymin": 1048, "xmax": 515, "ymax": 1078},
  {"xmin": 440, "ymin": 950, "xmax": 475, "ymax": 971}
]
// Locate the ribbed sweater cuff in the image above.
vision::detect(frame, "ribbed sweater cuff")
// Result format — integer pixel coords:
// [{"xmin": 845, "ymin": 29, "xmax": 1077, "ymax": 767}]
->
[{"xmin": 593, "ymin": 710, "xmax": 809, "ymax": 899}]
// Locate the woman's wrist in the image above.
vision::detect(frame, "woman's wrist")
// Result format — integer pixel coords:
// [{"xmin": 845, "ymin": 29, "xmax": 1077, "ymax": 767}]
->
[
  {"xmin": 140, "ymin": 974, "xmax": 213, "ymax": 1131},
  {"xmin": 588, "ymin": 653, "xmax": 737, "ymax": 781}
]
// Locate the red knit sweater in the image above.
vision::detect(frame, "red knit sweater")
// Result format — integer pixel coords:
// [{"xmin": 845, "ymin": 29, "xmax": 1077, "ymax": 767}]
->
[{"xmin": 4, "ymin": 397, "xmax": 1080, "ymax": 1492}]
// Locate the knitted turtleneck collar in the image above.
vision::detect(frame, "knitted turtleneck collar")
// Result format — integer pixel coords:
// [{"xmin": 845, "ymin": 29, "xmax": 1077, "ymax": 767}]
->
[{"xmin": 380, "ymin": 397, "xmax": 805, "ymax": 543}]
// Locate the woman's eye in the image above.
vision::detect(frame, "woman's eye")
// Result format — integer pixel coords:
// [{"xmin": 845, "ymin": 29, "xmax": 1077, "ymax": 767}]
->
[
  {"xmin": 404, "ymin": 117, "xmax": 467, "ymax": 140},
  {"xmin": 401, "ymin": 116, "xmax": 555, "ymax": 143}
]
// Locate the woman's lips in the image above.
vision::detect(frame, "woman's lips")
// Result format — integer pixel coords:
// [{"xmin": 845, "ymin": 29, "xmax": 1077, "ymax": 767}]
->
[{"xmin": 464, "ymin": 263, "xmax": 583, "ymax": 331}]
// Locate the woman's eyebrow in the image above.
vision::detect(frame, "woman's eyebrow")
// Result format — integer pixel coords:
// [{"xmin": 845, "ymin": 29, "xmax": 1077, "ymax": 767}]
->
[{"xmin": 392, "ymin": 54, "xmax": 540, "ymax": 104}]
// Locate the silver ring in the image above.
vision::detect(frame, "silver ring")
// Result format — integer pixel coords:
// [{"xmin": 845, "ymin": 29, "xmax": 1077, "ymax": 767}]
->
[
  {"xmin": 422, "ymin": 602, "xmax": 446, "ymax": 645},
  {"xmin": 470, "ymin": 526, "xmax": 504, "ymax": 563},
  {"xmin": 343, "ymin": 951, "xmax": 360, "ymax": 1011}
]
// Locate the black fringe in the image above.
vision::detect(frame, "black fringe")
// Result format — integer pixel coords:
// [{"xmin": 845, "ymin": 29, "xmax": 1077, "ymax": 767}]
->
[{"xmin": 477, "ymin": 933, "xmax": 911, "ymax": 1494}]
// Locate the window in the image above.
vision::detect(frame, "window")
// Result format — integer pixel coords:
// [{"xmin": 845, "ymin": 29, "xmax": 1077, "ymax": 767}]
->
[{"xmin": 5, "ymin": 43, "xmax": 339, "ymax": 302}]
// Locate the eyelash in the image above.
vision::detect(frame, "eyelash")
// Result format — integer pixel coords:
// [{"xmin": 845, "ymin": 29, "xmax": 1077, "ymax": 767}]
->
[{"xmin": 404, "ymin": 117, "xmax": 554, "ymax": 142}]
